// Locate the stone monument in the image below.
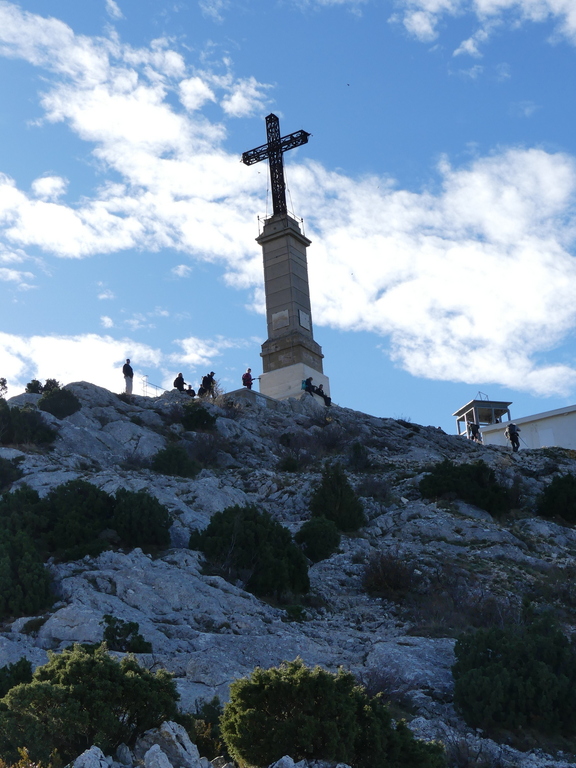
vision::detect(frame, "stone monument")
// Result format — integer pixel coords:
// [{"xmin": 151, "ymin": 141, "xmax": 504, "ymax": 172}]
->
[{"xmin": 242, "ymin": 114, "xmax": 330, "ymax": 401}]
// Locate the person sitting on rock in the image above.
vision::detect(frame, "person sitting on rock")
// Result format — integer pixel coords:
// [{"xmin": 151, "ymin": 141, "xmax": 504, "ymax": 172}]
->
[
  {"xmin": 173, "ymin": 373, "xmax": 186, "ymax": 392},
  {"xmin": 304, "ymin": 377, "xmax": 315, "ymax": 396},
  {"xmin": 316, "ymin": 384, "xmax": 331, "ymax": 407},
  {"xmin": 186, "ymin": 385, "xmax": 196, "ymax": 397}
]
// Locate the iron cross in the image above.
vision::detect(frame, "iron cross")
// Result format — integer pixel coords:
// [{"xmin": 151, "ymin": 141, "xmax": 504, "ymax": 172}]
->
[{"xmin": 242, "ymin": 113, "xmax": 311, "ymax": 216}]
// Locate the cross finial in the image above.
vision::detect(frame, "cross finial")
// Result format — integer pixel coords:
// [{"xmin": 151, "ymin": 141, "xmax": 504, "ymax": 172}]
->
[{"xmin": 242, "ymin": 113, "xmax": 311, "ymax": 215}]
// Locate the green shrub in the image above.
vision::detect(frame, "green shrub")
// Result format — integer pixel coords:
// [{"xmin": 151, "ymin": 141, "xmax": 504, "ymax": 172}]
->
[
  {"xmin": 101, "ymin": 614, "xmax": 152, "ymax": 653},
  {"xmin": 310, "ymin": 463, "xmax": 366, "ymax": 532},
  {"xmin": 453, "ymin": 620, "xmax": 576, "ymax": 736},
  {"xmin": 0, "ymin": 379, "xmax": 6, "ymax": 398},
  {"xmin": 537, "ymin": 473, "xmax": 576, "ymax": 524},
  {"xmin": 0, "ymin": 527, "xmax": 53, "ymax": 621},
  {"xmin": 41, "ymin": 380, "xmax": 60, "ymax": 394},
  {"xmin": 7, "ymin": 408, "xmax": 56, "ymax": 446},
  {"xmin": 0, "ymin": 458, "xmax": 22, "ymax": 492},
  {"xmin": 112, "ymin": 488, "xmax": 171, "ymax": 549},
  {"xmin": 24, "ymin": 380, "xmax": 43, "ymax": 395},
  {"xmin": 38, "ymin": 388, "xmax": 80, "ymax": 420},
  {"xmin": 0, "ymin": 659, "xmax": 32, "ymax": 698},
  {"xmin": 151, "ymin": 445, "xmax": 200, "ymax": 478},
  {"xmin": 42, "ymin": 480, "xmax": 115, "ymax": 561},
  {"xmin": 191, "ymin": 697, "xmax": 227, "ymax": 761},
  {"xmin": 295, "ymin": 516, "xmax": 340, "ymax": 562},
  {"xmin": 348, "ymin": 442, "xmax": 372, "ymax": 471},
  {"xmin": 419, "ymin": 459, "xmax": 512, "ymax": 515},
  {"xmin": 277, "ymin": 454, "xmax": 300, "ymax": 472},
  {"xmin": 220, "ymin": 658, "xmax": 445, "ymax": 768},
  {"xmin": 190, "ymin": 504, "xmax": 309, "ymax": 599},
  {"xmin": 0, "ymin": 643, "xmax": 179, "ymax": 764},
  {"xmin": 181, "ymin": 403, "xmax": 216, "ymax": 431},
  {"xmin": 0, "ymin": 400, "xmax": 12, "ymax": 444}
]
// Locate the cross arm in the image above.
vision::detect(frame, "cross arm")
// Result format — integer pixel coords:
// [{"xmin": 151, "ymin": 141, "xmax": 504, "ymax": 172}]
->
[{"xmin": 241, "ymin": 129, "xmax": 311, "ymax": 166}]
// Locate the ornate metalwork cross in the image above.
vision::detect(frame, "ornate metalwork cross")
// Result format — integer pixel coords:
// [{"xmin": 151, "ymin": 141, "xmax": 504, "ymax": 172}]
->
[{"xmin": 242, "ymin": 113, "xmax": 310, "ymax": 216}]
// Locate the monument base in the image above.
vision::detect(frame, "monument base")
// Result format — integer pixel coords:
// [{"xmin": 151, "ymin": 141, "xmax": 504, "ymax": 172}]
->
[{"xmin": 259, "ymin": 362, "xmax": 330, "ymax": 401}]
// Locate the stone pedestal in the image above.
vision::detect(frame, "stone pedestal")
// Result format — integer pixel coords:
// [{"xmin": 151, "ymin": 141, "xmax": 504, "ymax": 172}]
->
[
  {"xmin": 259, "ymin": 363, "xmax": 330, "ymax": 402},
  {"xmin": 256, "ymin": 213, "xmax": 329, "ymax": 400}
]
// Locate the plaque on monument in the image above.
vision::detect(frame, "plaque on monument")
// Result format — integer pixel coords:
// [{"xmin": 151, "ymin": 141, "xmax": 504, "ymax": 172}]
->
[
  {"xmin": 272, "ymin": 310, "xmax": 289, "ymax": 330},
  {"xmin": 298, "ymin": 310, "xmax": 311, "ymax": 330}
]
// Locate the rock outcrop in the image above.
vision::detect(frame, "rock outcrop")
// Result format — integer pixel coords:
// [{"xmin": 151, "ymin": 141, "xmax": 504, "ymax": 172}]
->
[{"xmin": 3, "ymin": 381, "xmax": 576, "ymax": 768}]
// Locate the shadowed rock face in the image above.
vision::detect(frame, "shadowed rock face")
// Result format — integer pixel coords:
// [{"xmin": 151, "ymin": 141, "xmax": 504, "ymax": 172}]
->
[{"xmin": 3, "ymin": 381, "xmax": 576, "ymax": 768}]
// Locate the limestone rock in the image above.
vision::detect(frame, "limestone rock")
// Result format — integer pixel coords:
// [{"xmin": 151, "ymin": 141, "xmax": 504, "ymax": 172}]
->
[
  {"xmin": 73, "ymin": 746, "xmax": 110, "ymax": 768},
  {"xmin": 134, "ymin": 722, "xmax": 201, "ymax": 768}
]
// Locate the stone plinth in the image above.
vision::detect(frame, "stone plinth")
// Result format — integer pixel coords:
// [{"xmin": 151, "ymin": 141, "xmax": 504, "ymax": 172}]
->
[{"xmin": 259, "ymin": 363, "xmax": 330, "ymax": 402}]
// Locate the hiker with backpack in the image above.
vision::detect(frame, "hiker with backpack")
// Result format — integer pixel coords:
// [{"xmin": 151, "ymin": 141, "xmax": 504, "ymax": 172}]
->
[
  {"xmin": 468, "ymin": 422, "xmax": 481, "ymax": 443},
  {"xmin": 504, "ymin": 423, "xmax": 520, "ymax": 452},
  {"xmin": 242, "ymin": 368, "xmax": 254, "ymax": 390},
  {"xmin": 173, "ymin": 373, "xmax": 186, "ymax": 392},
  {"xmin": 201, "ymin": 372, "xmax": 216, "ymax": 398}
]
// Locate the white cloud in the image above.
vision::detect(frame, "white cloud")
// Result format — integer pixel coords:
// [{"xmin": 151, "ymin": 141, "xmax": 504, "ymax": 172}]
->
[
  {"xmin": 98, "ymin": 289, "xmax": 115, "ymax": 300},
  {"xmin": 31, "ymin": 175, "xmax": 68, "ymax": 200},
  {"xmin": 0, "ymin": 330, "xmax": 243, "ymax": 398},
  {"xmin": 1, "ymin": 3, "xmax": 576, "ymax": 397},
  {"xmin": 199, "ymin": 0, "xmax": 228, "ymax": 22},
  {"xmin": 171, "ymin": 264, "xmax": 192, "ymax": 277},
  {"xmin": 101, "ymin": 315, "xmax": 114, "ymax": 328},
  {"xmin": 394, "ymin": 0, "xmax": 576, "ymax": 52},
  {"xmin": 509, "ymin": 100, "xmax": 539, "ymax": 117},
  {"xmin": 179, "ymin": 77, "xmax": 216, "ymax": 111},
  {"xmin": 105, "ymin": 0, "xmax": 124, "ymax": 20}
]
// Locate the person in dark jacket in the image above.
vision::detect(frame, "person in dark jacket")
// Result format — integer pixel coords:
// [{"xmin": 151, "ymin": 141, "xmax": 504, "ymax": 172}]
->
[
  {"xmin": 242, "ymin": 368, "xmax": 254, "ymax": 390},
  {"xmin": 174, "ymin": 373, "xmax": 186, "ymax": 392},
  {"xmin": 201, "ymin": 372, "xmax": 216, "ymax": 398},
  {"xmin": 122, "ymin": 359, "xmax": 134, "ymax": 395},
  {"xmin": 504, "ymin": 423, "xmax": 520, "ymax": 452}
]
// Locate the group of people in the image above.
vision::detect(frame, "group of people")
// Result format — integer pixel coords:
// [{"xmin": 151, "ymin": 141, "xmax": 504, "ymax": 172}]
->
[
  {"xmin": 304, "ymin": 376, "xmax": 331, "ymax": 406},
  {"xmin": 467, "ymin": 419, "xmax": 521, "ymax": 452},
  {"xmin": 173, "ymin": 371, "xmax": 216, "ymax": 398}
]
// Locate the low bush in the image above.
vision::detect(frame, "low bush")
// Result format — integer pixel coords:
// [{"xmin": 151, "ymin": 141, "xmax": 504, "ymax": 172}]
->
[
  {"xmin": 112, "ymin": 488, "xmax": 171, "ymax": 549},
  {"xmin": 220, "ymin": 658, "xmax": 445, "ymax": 768},
  {"xmin": 1, "ymin": 406, "xmax": 56, "ymax": 446},
  {"xmin": 0, "ymin": 658, "xmax": 32, "ymax": 698},
  {"xmin": 362, "ymin": 551, "xmax": 421, "ymax": 600},
  {"xmin": 181, "ymin": 403, "xmax": 216, "ymax": 431},
  {"xmin": 537, "ymin": 473, "xmax": 576, "ymax": 524},
  {"xmin": 348, "ymin": 442, "xmax": 372, "ymax": 471},
  {"xmin": 0, "ymin": 481, "xmax": 172, "ymax": 620},
  {"xmin": 295, "ymin": 516, "xmax": 340, "ymax": 563},
  {"xmin": 0, "ymin": 458, "xmax": 22, "ymax": 492},
  {"xmin": 24, "ymin": 380, "xmax": 43, "ymax": 395},
  {"xmin": 189, "ymin": 504, "xmax": 309, "ymax": 599},
  {"xmin": 0, "ymin": 643, "xmax": 178, "ymax": 764},
  {"xmin": 151, "ymin": 445, "xmax": 200, "ymax": 479},
  {"xmin": 310, "ymin": 463, "xmax": 366, "ymax": 532},
  {"xmin": 191, "ymin": 697, "xmax": 227, "ymax": 761},
  {"xmin": 419, "ymin": 459, "xmax": 513, "ymax": 516},
  {"xmin": 38, "ymin": 388, "xmax": 80, "ymax": 420},
  {"xmin": 0, "ymin": 526, "xmax": 53, "ymax": 621},
  {"xmin": 453, "ymin": 620, "xmax": 576, "ymax": 736},
  {"xmin": 101, "ymin": 614, "xmax": 152, "ymax": 653}
]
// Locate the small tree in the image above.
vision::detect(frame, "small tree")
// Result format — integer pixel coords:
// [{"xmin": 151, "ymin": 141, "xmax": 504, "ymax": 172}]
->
[
  {"xmin": 453, "ymin": 620, "xmax": 576, "ymax": 736},
  {"xmin": 221, "ymin": 658, "xmax": 445, "ymax": 768},
  {"xmin": 0, "ymin": 658, "xmax": 33, "ymax": 698},
  {"xmin": 0, "ymin": 378, "xmax": 7, "ymax": 398},
  {"xmin": 181, "ymin": 402, "xmax": 216, "ymax": 431},
  {"xmin": 310, "ymin": 463, "xmax": 366, "ymax": 532},
  {"xmin": 112, "ymin": 488, "xmax": 171, "ymax": 549},
  {"xmin": 537, "ymin": 473, "xmax": 576, "ymax": 524},
  {"xmin": 151, "ymin": 445, "xmax": 200, "ymax": 478},
  {"xmin": 24, "ymin": 380, "xmax": 43, "ymax": 394},
  {"xmin": 0, "ymin": 527, "xmax": 53, "ymax": 620},
  {"xmin": 420, "ymin": 459, "xmax": 512, "ymax": 515},
  {"xmin": 0, "ymin": 643, "xmax": 179, "ymax": 764},
  {"xmin": 190, "ymin": 504, "xmax": 309, "ymax": 599},
  {"xmin": 101, "ymin": 614, "xmax": 152, "ymax": 653},
  {"xmin": 295, "ymin": 516, "xmax": 340, "ymax": 563},
  {"xmin": 39, "ymin": 387, "xmax": 80, "ymax": 420}
]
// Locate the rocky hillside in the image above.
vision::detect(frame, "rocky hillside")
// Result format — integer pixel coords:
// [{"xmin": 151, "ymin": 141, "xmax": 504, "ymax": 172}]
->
[{"xmin": 2, "ymin": 382, "xmax": 576, "ymax": 768}]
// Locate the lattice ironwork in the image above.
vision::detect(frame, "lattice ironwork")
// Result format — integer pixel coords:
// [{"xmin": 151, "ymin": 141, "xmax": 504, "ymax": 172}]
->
[{"xmin": 242, "ymin": 113, "xmax": 310, "ymax": 215}]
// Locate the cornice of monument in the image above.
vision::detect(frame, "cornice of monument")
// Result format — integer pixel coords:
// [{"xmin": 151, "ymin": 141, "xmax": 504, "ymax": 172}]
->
[{"xmin": 256, "ymin": 214, "xmax": 312, "ymax": 248}]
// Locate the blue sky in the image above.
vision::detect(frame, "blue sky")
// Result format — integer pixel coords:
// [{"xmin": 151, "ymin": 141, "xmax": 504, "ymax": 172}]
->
[{"xmin": 1, "ymin": 0, "xmax": 576, "ymax": 433}]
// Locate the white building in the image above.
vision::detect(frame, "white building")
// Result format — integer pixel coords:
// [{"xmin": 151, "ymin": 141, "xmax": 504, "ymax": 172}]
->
[{"xmin": 481, "ymin": 404, "xmax": 576, "ymax": 450}]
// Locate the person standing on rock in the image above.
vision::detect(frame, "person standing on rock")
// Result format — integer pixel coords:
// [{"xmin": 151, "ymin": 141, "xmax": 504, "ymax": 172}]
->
[
  {"xmin": 173, "ymin": 373, "xmax": 186, "ymax": 392},
  {"xmin": 242, "ymin": 368, "xmax": 254, "ymax": 390},
  {"xmin": 122, "ymin": 359, "xmax": 134, "ymax": 395},
  {"xmin": 201, "ymin": 372, "xmax": 216, "ymax": 398},
  {"xmin": 504, "ymin": 423, "xmax": 520, "ymax": 452}
]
